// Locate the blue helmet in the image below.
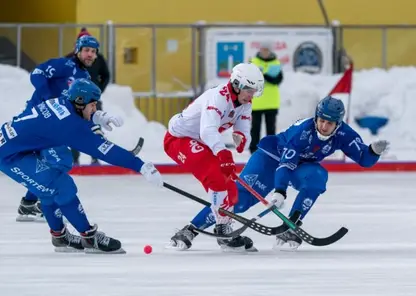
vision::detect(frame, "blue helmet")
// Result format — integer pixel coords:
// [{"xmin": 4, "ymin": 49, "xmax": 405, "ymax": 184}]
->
[
  {"xmin": 315, "ymin": 96, "xmax": 345, "ymax": 124},
  {"xmin": 67, "ymin": 79, "xmax": 101, "ymax": 105},
  {"xmin": 75, "ymin": 35, "xmax": 100, "ymax": 53}
]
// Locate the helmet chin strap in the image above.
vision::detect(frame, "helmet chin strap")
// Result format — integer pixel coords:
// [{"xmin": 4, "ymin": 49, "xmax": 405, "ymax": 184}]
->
[
  {"xmin": 316, "ymin": 131, "xmax": 332, "ymax": 141},
  {"xmin": 71, "ymin": 102, "xmax": 86, "ymax": 117}
]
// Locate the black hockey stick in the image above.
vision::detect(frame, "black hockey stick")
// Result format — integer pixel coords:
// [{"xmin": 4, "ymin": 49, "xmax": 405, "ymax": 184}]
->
[
  {"xmin": 234, "ymin": 174, "xmax": 349, "ymax": 246},
  {"xmin": 130, "ymin": 137, "xmax": 145, "ymax": 156},
  {"xmin": 163, "ymin": 182, "xmax": 291, "ymax": 237},
  {"xmin": 192, "ymin": 197, "xmax": 286, "ymax": 238}
]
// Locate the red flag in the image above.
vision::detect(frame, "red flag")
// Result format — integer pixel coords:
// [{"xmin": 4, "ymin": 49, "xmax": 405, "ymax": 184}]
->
[{"xmin": 329, "ymin": 64, "xmax": 353, "ymax": 95}]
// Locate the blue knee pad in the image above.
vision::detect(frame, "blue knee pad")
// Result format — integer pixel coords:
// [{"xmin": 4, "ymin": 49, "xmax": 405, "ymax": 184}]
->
[
  {"xmin": 289, "ymin": 163, "xmax": 328, "ymax": 219},
  {"xmin": 290, "ymin": 163, "xmax": 328, "ymax": 193}
]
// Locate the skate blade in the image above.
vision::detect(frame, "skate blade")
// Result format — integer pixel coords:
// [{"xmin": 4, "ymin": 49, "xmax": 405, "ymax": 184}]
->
[
  {"xmin": 16, "ymin": 215, "xmax": 46, "ymax": 223},
  {"xmin": 84, "ymin": 248, "xmax": 127, "ymax": 254},
  {"xmin": 54, "ymin": 247, "xmax": 85, "ymax": 253},
  {"xmin": 220, "ymin": 245, "xmax": 246, "ymax": 253},
  {"xmin": 273, "ymin": 242, "xmax": 300, "ymax": 252},
  {"xmin": 245, "ymin": 246, "xmax": 258, "ymax": 252}
]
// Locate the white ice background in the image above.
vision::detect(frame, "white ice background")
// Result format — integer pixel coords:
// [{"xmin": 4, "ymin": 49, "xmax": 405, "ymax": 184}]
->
[{"xmin": 1, "ymin": 173, "xmax": 416, "ymax": 296}]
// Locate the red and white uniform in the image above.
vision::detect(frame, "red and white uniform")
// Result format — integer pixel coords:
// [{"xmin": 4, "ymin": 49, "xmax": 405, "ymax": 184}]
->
[
  {"xmin": 168, "ymin": 83, "xmax": 251, "ymax": 153},
  {"xmin": 164, "ymin": 83, "xmax": 251, "ymax": 223}
]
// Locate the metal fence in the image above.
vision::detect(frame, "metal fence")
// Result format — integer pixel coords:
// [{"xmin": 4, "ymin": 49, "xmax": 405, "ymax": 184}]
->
[
  {"xmin": 1, "ymin": 23, "xmax": 416, "ymax": 125},
  {"xmin": 333, "ymin": 24, "xmax": 416, "ymax": 71}
]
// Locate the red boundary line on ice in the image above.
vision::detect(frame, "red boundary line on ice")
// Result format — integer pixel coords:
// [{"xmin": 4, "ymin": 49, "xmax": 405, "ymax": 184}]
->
[{"xmin": 69, "ymin": 162, "xmax": 416, "ymax": 175}]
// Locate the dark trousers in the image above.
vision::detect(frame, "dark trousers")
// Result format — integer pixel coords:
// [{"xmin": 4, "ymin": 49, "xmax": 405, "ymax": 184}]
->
[
  {"xmin": 72, "ymin": 101, "xmax": 103, "ymax": 164},
  {"xmin": 249, "ymin": 109, "xmax": 278, "ymax": 154}
]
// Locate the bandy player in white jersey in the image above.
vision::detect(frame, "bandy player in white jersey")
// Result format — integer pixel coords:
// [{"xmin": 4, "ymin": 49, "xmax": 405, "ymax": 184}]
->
[{"xmin": 163, "ymin": 63, "xmax": 264, "ymax": 251}]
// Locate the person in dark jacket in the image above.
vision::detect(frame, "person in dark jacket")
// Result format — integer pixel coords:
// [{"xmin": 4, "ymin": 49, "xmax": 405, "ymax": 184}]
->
[{"xmin": 67, "ymin": 28, "xmax": 111, "ymax": 165}]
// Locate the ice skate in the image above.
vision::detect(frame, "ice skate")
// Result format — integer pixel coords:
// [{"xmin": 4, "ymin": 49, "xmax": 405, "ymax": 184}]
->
[
  {"xmin": 51, "ymin": 225, "xmax": 84, "ymax": 253},
  {"xmin": 16, "ymin": 197, "xmax": 45, "ymax": 222},
  {"xmin": 274, "ymin": 218, "xmax": 303, "ymax": 251},
  {"xmin": 81, "ymin": 224, "xmax": 126, "ymax": 254},
  {"xmin": 215, "ymin": 223, "xmax": 257, "ymax": 252},
  {"xmin": 166, "ymin": 224, "xmax": 199, "ymax": 251},
  {"xmin": 274, "ymin": 229, "xmax": 302, "ymax": 251}
]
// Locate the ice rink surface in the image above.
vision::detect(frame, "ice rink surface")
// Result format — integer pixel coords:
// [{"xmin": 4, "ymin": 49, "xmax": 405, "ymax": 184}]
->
[{"xmin": 1, "ymin": 173, "xmax": 415, "ymax": 296}]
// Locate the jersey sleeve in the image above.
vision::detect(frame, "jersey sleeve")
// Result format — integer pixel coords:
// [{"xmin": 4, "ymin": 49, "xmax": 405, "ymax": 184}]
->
[
  {"xmin": 55, "ymin": 115, "xmax": 145, "ymax": 172},
  {"xmin": 233, "ymin": 105, "xmax": 252, "ymax": 149},
  {"xmin": 30, "ymin": 58, "xmax": 67, "ymax": 99},
  {"xmin": 340, "ymin": 127, "xmax": 380, "ymax": 167},
  {"xmin": 199, "ymin": 91, "xmax": 229, "ymax": 155}
]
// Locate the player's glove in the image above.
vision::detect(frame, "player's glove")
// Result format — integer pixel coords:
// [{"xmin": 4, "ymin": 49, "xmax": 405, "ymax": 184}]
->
[
  {"xmin": 370, "ymin": 140, "xmax": 390, "ymax": 155},
  {"xmin": 140, "ymin": 162, "xmax": 163, "ymax": 187},
  {"xmin": 232, "ymin": 131, "xmax": 247, "ymax": 153},
  {"xmin": 217, "ymin": 149, "xmax": 236, "ymax": 177},
  {"xmin": 271, "ymin": 189, "xmax": 286, "ymax": 209},
  {"xmin": 92, "ymin": 110, "xmax": 124, "ymax": 131}
]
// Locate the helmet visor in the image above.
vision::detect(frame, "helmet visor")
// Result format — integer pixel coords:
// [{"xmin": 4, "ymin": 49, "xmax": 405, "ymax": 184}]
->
[{"xmin": 234, "ymin": 81, "xmax": 263, "ymax": 97}]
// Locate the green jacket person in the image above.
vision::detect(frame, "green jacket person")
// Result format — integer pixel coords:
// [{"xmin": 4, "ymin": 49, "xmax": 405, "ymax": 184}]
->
[{"xmin": 249, "ymin": 41, "xmax": 283, "ymax": 154}]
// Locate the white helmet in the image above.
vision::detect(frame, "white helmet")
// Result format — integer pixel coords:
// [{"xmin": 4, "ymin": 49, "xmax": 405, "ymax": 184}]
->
[{"xmin": 230, "ymin": 63, "xmax": 264, "ymax": 97}]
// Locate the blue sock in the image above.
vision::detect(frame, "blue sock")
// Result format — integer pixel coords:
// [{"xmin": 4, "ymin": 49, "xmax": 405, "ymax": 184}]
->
[
  {"xmin": 40, "ymin": 202, "xmax": 64, "ymax": 232},
  {"xmin": 191, "ymin": 206, "xmax": 216, "ymax": 229},
  {"xmin": 24, "ymin": 191, "xmax": 38, "ymax": 201},
  {"xmin": 289, "ymin": 189, "xmax": 320, "ymax": 219},
  {"xmin": 58, "ymin": 196, "xmax": 91, "ymax": 233}
]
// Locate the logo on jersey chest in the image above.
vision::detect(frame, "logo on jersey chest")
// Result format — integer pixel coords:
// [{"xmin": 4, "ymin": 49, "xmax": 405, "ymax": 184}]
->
[
  {"xmin": 46, "ymin": 99, "xmax": 71, "ymax": 120},
  {"xmin": 300, "ymin": 130, "xmax": 312, "ymax": 140},
  {"xmin": 321, "ymin": 143, "xmax": 332, "ymax": 154}
]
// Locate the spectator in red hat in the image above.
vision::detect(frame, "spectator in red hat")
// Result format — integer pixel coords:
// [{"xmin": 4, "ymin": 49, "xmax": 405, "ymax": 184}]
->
[
  {"xmin": 67, "ymin": 28, "xmax": 111, "ymax": 165},
  {"xmin": 77, "ymin": 28, "xmax": 91, "ymax": 39}
]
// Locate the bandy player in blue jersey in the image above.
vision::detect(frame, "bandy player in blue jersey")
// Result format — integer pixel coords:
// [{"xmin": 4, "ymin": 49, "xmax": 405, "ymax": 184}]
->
[
  {"xmin": 0, "ymin": 79, "xmax": 163, "ymax": 253},
  {"xmin": 16, "ymin": 35, "xmax": 103, "ymax": 222}
]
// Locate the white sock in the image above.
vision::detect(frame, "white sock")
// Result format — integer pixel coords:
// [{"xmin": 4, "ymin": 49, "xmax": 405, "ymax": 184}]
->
[{"xmin": 208, "ymin": 189, "xmax": 233, "ymax": 224}]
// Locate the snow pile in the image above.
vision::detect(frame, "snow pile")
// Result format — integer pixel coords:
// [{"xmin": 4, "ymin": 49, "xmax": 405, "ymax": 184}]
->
[{"xmin": 0, "ymin": 64, "xmax": 414, "ymax": 163}]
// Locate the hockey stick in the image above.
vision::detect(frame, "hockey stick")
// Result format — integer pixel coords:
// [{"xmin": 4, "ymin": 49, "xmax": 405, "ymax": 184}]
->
[
  {"xmin": 233, "ymin": 174, "xmax": 349, "ymax": 246},
  {"xmin": 163, "ymin": 182, "xmax": 291, "ymax": 237},
  {"xmin": 130, "ymin": 137, "xmax": 145, "ymax": 156},
  {"xmin": 129, "ymin": 139, "xmax": 237, "ymax": 238},
  {"xmin": 190, "ymin": 197, "xmax": 286, "ymax": 238}
]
